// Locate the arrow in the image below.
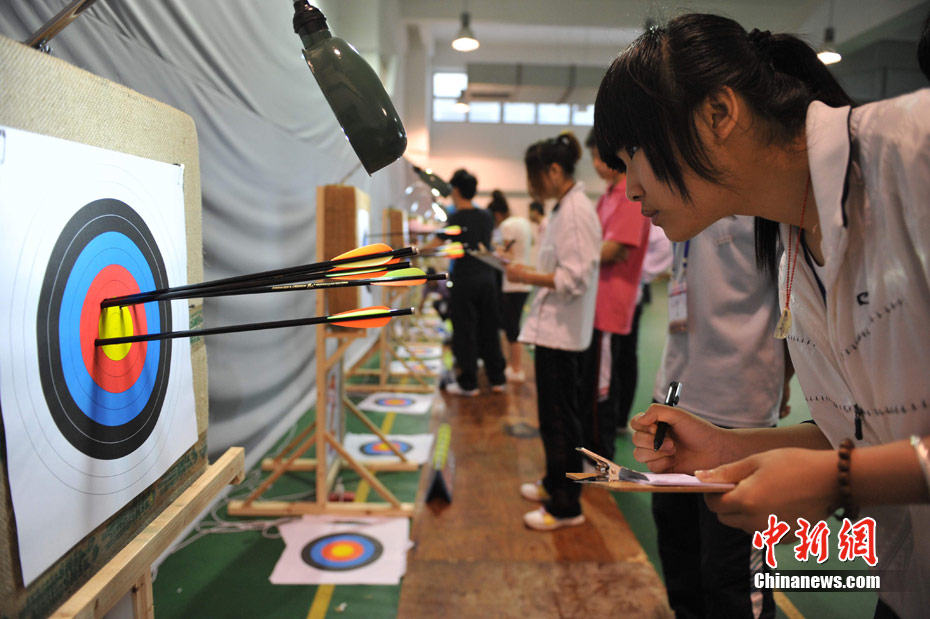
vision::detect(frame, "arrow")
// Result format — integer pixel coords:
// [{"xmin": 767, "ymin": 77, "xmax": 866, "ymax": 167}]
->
[
  {"xmin": 95, "ymin": 306, "xmax": 414, "ymax": 347},
  {"xmin": 191, "ymin": 268, "xmax": 444, "ymax": 299},
  {"xmin": 420, "ymin": 242, "xmax": 464, "ymax": 259},
  {"xmin": 101, "ymin": 244, "xmax": 418, "ymax": 308},
  {"xmin": 368, "ymin": 225, "xmax": 463, "ymax": 237}
]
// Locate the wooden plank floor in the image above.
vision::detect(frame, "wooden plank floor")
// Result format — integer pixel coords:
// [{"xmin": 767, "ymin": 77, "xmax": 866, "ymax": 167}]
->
[{"xmin": 398, "ymin": 354, "xmax": 672, "ymax": 618}]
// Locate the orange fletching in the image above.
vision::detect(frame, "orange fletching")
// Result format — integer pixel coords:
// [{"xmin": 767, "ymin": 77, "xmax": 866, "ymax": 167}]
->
[
  {"xmin": 329, "ymin": 243, "xmax": 395, "ymax": 270},
  {"xmin": 328, "ymin": 306, "xmax": 392, "ymax": 329}
]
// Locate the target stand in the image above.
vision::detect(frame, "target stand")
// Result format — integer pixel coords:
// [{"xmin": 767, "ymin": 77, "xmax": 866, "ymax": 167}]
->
[
  {"xmin": 347, "ymin": 208, "xmax": 439, "ymax": 394},
  {"xmin": 227, "ymin": 188, "xmax": 417, "ymax": 519},
  {"xmin": 53, "ymin": 448, "xmax": 244, "ymax": 619}
]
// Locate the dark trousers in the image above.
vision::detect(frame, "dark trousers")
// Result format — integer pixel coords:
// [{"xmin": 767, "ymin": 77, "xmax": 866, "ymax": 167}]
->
[
  {"xmin": 652, "ymin": 492, "xmax": 775, "ymax": 619},
  {"xmin": 579, "ymin": 302, "xmax": 644, "ymax": 460},
  {"xmin": 535, "ymin": 345, "xmax": 584, "ymax": 518},
  {"xmin": 449, "ymin": 274, "xmax": 506, "ymax": 390},
  {"xmin": 614, "ymin": 301, "xmax": 643, "ymax": 427}
]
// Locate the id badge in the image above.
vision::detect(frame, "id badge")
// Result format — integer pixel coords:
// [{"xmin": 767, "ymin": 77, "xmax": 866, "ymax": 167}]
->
[{"xmin": 668, "ymin": 280, "xmax": 688, "ymax": 333}]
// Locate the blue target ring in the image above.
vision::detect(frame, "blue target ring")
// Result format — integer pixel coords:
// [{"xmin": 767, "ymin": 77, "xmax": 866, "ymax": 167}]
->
[
  {"xmin": 360, "ymin": 439, "xmax": 413, "ymax": 456},
  {"xmin": 373, "ymin": 396, "xmax": 415, "ymax": 408},
  {"xmin": 59, "ymin": 232, "xmax": 162, "ymax": 425},
  {"xmin": 37, "ymin": 199, "xmax": 171, "ymax": 460},
  {"xmin": 301, "ymin": 533, "xmax": 383, "ymax": 571}
]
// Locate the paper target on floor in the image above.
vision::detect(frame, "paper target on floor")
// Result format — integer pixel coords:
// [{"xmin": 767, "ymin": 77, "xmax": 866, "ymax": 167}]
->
[
  {"xmin": 0, "ymin": 126, "xmax": 197, "ymax": 585},
  {"xmin": 388, "ymin": 358, "xmax": 443, "ymax": 375},
  {"xmin": 342, "ymin": 433, "xmax": 434, "ymax": 464},
  {"xmin": 356, "ymin": 391, "xmax": 434, "ymax": 415},
  {"xmin": 270, "ymin": 516, "xmax": 411, "ymax": 585},
  {"xmin": 393, "ymin": 343, "xmax": 442, "ymax": 359}
]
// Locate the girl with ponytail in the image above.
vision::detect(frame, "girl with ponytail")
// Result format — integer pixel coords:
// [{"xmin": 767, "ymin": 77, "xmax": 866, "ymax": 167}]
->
[
  {"xmin": 507, "ymin": 131, "xmax": 602, "ymax": 531},
  {"xmin": 595, "ymin": 13, "xmax": 930, "ymax": 618}
]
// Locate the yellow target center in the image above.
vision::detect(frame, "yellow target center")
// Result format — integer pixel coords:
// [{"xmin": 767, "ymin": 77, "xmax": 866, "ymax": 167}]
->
[
  {"xmin": 98, "ymin": 306, "xmax": 134, "ymax": 360},
  {"xmin": 329, "ymin": 543, "xmax": 355, "ymax": 558}
]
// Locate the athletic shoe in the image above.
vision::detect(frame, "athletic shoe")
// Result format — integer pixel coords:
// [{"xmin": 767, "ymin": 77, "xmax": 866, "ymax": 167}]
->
[
  {"xmin": 523, "ymin": 507, "xmax": 585, "ymax": 531},
  {"xmin": 504, "ymin": 367, "xmax": 526, "ymax": 383},
  {"xmin": 491, "ymin": 383, "xmax": 506, "ymax": 393},
  {"xmin": 444, "ymin": 382, "xmax": 479, "ymax": 397},
  {"xmin": 520, "ymin": 480, "xmax": 551, "ymax": 502}
]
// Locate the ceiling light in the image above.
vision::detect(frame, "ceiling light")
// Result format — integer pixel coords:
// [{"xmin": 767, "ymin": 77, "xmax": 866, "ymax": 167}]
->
[
  {"xmin": 453, "ymin": 94, "xmax": 470, "ymax": 113},
  {"xmin": 818, "ymin": 27, "xmax": 842, "ymax": 64},
  {"xmin": 452, "ymin": 12, "xmax": 479, "ymax": 52}
]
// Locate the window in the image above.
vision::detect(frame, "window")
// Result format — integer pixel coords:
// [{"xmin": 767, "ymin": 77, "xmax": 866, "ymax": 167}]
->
[
  {"xmin": 571, "ymin": 104, "xmax": 594, "ymax": 126},
  {"xmin": 433, "ymin": 98, "xmax": 466, "ymax": 122},
  {"xmin": 468, "ymin": 101, "xmax": 501, "ymax": 123},
  {"xmin": 432, "ymin": 72, "xmax": 595, "ymax": 126},
  {"xmin": 503, "ymin": 102, "xmax": 535, "ymax": 124},
  {"xmin": 433, "ymin": 72, "xmax": 468, "ymax": 98}
]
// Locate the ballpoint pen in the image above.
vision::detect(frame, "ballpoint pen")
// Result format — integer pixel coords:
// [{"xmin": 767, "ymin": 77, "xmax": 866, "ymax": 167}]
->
[{"xmin": 654, "ymin": 381, "xmax": 682, "ymax": 451}]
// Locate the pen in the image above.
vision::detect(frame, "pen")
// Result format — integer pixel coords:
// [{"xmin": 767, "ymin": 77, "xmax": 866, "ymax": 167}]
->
[{"xmin": 654, "ymin": 381, "xmax": 682, "ymax": 451}]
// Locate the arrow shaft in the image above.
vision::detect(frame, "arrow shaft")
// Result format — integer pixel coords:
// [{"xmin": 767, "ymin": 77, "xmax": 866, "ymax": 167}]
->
[{"xmin": 95, "ymin": 307, "xmax": 414, "ymax": 346}]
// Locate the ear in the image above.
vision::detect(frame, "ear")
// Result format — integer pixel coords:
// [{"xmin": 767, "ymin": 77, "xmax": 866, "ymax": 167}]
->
[{"xmin": 698, "ymin": 86, "xmax": 740, "ymax": 141}]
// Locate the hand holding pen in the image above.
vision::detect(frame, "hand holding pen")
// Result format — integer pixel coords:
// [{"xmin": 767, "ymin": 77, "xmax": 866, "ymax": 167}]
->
[{"xmin": 654, "ymin": 381, "xmax": 681, "ymax": 451}]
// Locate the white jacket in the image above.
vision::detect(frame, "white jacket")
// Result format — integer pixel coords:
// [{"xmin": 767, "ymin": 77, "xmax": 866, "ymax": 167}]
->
[
  {"xmin": 783, "ymin": 89, "xmax": 930, "ymax": 617},
  {"xmin": 519, "ymin": 182, "xmax": 601, "ymax": 351}
]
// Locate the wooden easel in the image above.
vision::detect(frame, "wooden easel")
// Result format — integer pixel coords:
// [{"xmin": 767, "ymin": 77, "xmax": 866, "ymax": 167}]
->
[
  {"xmin": 52, "ymin": 448, "xmax": 245, "ymax": 619},
  {"xmin": 348, "ymin": 208, "xmax": 440, "ymax": 393},
  {"xmin": 227, "ymin": 188, "xmax": 417, "ymax": 519}
]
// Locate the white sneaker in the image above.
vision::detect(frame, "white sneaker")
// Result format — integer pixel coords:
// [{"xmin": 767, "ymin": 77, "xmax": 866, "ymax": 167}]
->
[
  {"xmin": 520, "ymin": 480, "xmax": 551, "ymax": 502},
  {"xmin": 504, "ymin": 366, "xmax": 526, "ymax": 383},
  {"xmin": 444, "ymin": 382, "xmax": 479, "ymax": 397},
  {"xmin": 523, "ymin": 507, "xmax": 585, "ymax": 531}
]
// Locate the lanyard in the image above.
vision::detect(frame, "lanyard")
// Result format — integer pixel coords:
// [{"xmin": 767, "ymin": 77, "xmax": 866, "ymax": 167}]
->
[{"xmin": 672, "ymin": 240, "xmax": 690, "ymax": 282}]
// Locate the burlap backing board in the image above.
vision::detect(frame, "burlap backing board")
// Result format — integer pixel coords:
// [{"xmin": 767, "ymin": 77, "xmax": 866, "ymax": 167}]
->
[
  {"xmin": 0, "ymin": 35, "xmax": 208, "ymax": 617},
  {"xmin": 317, "ymin": 185, "xmax": 371, "ymax": 323}
]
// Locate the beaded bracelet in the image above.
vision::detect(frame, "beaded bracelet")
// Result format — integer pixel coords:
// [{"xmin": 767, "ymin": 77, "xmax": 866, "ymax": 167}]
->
[
  {"xmin": 834, "ymin": 438, "xmax": 859, "ymax": 521},
  {"xmin": 912, "ymin": 435, "xmax": 930, "ymax": 498}
]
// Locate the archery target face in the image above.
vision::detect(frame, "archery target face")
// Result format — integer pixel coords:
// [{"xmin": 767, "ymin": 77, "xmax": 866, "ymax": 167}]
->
[
  {"xmin": 359, "ymin": 438, "xmax": 414, "ymax": 456},
  {"xmin": 271, "ymin": 516, "xmax": 411, "ymax": 585},
  {"xmin": 357, "ymin": 391, "xmax": 434, "ymax": 415},
  {"xmin": 0, "ymin": 126, "xmax": 197, "ymax": 585},
  {"xmin": 375, "ymin": 396, "xmax": 415, "ymax": 408},
  {"xmin": 301, "ymin": 533, "xmax": 384, "ymax": 571}
]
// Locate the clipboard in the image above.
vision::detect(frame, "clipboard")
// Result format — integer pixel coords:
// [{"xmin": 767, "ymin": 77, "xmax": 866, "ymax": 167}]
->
[
  {"xmin": 466, "ymin": 249, "xmax": 509, "ymax": 272},
  {"xmin": 569, "ymin": 448, "xmax": 735, "ymax": 493}
]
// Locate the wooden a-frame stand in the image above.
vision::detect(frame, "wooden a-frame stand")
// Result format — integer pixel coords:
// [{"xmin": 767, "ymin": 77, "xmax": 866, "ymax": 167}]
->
[
  {"xmin": 227, "ymin": 187, "xmax": 417, "ymax": 519},
  {"xmin": 52, "ymin": 448, "xmax": 245, "ymax": 619},
  {"xmin": 347, "ymin": 207, "xmax": 439, "ymax": 393}
]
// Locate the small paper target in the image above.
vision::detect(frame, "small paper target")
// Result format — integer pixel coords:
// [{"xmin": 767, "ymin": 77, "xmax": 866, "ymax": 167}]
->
[
  {"xmin": 36, "ymin": 199, "xmax": 172, "ymax": 460},
  {"xmin": 373, "ymin": 396, "xmax": 416, "ymax": 408},
  {"xmin": 359, "ymin": 439, "xmax": 413, "ymax": 456},
  {"xmin": 301, "ymin": 533, "xmax": 384, "ymax": 571}
]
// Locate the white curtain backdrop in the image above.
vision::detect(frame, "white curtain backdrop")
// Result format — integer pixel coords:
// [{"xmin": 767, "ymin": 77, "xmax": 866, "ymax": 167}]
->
[{"xmin": 0, "ymin": 0, "xmax": 413, "ymax": 457}]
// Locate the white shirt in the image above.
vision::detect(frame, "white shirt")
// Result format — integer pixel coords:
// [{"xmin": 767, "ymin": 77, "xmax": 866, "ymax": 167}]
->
[
  {"xmin": 783, "ymin": 89, "xmax": 930, "ymax": 617},
  {"xmin": 653, "ymin": 216, "xmax": 784, "ymax": 428},
  {"xmin": 519, "ymin": 182, "xmax": 601, "ymax": 351},
  {"xmin": 499, "ymin": 215, "xmax": 533, "ymax": 293}
]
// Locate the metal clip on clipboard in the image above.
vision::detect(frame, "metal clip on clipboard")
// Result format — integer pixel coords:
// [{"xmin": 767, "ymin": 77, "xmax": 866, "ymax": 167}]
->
[{"xmin": 574, "ymin": 447, "xmax": 651, "ymax": 483}]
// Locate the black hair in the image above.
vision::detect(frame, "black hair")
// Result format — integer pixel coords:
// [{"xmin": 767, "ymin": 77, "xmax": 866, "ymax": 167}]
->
[
  {"xmin": 586, "ymin": 128, "xmax": 626, "ymax": 173},
  {"xmin": 449, "ymin": 168, "xmax": 478, "ymax": 200},
  {"xmin": 524, "ymin": 132, "xmax": 582, "ymax": 198},
  {"xmin": 529, "ymin": 201, "xmax": 544, "ymax": 216},
  {"xmin": 487, "ymin": 189, "xmax": 510, "ymax": 218},
  {"xmin": 593, "ymin": 13, "xmax": 854, "ymax": 274},
  {"xmin": 919, "ymin": 10, "xmax": 930, "ymax": 82}
]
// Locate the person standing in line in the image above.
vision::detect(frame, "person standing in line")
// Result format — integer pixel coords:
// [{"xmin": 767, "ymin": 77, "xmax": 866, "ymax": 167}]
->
[
  {"xmin": 579, "ymin": 130, "xmax": 652, "ymax": 462},
  {"xmin": 506, "ymin": 132, "xmax": 601, "ymax": 531},
  {"xmin": 431, "ymin": 169, "xmax": 506, "ymax": 396},
  {"xmin": 487, "ymin": 191, "xmax": 533, "ymax": 383},
  {"xmin": 596, "ymin": 13, "xmax": 930, "ymax": 617},
  {"xmin": 649, "ymin": 217, "xmax": 789, "ymax": 619}
]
